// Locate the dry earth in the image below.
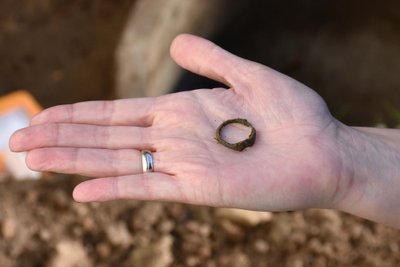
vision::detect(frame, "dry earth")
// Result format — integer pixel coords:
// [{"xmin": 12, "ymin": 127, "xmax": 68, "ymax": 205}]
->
[{"xmin": 1, "ymin": 176, "xmax": 400, "ymax": 267}]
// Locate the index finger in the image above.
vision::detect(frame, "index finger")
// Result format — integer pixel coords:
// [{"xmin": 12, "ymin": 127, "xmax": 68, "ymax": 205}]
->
[{"xmin": 31, "ymin": 97, "xmax": 157, "ymax": 126}]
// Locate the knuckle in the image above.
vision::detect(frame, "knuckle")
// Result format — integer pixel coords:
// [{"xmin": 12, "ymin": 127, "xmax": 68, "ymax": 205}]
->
[
  {"xmin": 26, "ymin": 150, "xmax": 44, "ymax": 170},
  {"xmin": 102, "ymin": 100, "xmax": 116, "ymax": 123},
  {"xmin": 94, "ymin": 125, "xmax": 109, "ymax": 146}
]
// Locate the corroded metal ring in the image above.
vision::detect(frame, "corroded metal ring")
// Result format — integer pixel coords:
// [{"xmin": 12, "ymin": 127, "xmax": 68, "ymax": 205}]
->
[{"xmin": 215, "ymin": 118, "xmax": 256, "ymax": 151}]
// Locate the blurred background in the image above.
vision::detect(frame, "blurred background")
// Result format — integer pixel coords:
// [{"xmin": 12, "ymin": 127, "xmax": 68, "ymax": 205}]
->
[{"xmin": 1, "ymin": 1, "xmax": 400, "ymax": 266}]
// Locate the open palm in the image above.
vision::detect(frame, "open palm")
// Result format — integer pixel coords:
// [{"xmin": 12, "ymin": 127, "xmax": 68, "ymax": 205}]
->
[{"xmin": 10, "ymin": 34, "xmax": 349, "ymax": 211}]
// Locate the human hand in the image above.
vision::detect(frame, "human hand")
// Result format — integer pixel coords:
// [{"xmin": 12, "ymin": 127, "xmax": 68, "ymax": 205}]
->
[{"xmin": 9, "ymin": 34, "xmax": 352, "ymax": 212}]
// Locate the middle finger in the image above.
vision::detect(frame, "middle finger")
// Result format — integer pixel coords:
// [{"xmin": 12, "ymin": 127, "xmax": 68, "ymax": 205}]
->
[{"xmin": 11, "ymin": 123, "xmax": 160, "ymax": 151}]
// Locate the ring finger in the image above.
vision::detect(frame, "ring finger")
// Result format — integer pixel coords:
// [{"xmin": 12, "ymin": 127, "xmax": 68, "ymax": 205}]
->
[{"xmin": 26, "ymin": 148, "xmax": 169, "ymax": 177}]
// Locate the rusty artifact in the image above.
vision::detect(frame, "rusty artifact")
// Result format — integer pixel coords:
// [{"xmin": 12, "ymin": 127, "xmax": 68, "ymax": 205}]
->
[{"xmin": 215, "ymin": 118, "xmax": 256, "ymax": 151}]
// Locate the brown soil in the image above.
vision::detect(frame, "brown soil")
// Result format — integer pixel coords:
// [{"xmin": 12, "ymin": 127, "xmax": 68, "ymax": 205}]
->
[
  {"xmin": 1, "ymin": 177, "xmax": 400, "ymax": 267},
  {"xmin": 1, "ymin": 1, "xmax": 400, "ymax": 267}
]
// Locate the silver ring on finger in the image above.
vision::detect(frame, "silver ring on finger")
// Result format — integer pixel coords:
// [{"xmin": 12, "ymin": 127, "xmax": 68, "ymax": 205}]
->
[{"xmin": 141, "ymin": 150, "xmax": 155, "ymax": 173}]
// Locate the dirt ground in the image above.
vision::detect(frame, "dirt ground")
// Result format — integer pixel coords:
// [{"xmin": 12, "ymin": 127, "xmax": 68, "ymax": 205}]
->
[
  {"xmin": 2, "ymin": 177, "xmax": 400, "ymax": 267},
  {"xmin": 1, "ymin": 1, "xmax": 400, "ymax": 267}
]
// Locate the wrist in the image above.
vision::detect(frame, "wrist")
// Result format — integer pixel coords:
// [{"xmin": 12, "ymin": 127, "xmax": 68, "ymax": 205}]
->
[{"xmin": 333, "ymin": 124, "xmax": 400, "ymax": 227}]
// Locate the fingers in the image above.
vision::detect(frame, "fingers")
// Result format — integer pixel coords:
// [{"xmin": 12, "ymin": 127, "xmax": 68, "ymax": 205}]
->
[
  {"xmin": 170, "ymin": 34, "xmax": 266, "ymax": 88},
  {"xmin": 73, "ymin": 173, "xmax": 189, "ymax": 203},
  {"xmin": 31, "ymin": 98, "xmax": 157, "ymax": 126},
  {"xmin": 10, "ymin": 123, "xmax": 158, "ymax": 151},
  {"xmin": 25, "ymin": 148, "xmax": 168, "ymax": 177}
]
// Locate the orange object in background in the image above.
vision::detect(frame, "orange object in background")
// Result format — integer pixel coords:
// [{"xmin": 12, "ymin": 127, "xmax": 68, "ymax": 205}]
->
[
  {"xmin": 0, "ymin": 90, "xmax": 42, "ymax": 178},
  {"xmin": 0, "ymin": 90, "xmax": 42, "ymax": 116}
]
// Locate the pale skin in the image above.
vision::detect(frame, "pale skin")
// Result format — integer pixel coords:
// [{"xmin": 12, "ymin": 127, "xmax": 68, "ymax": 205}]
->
[{"xmin": 9, "ymin": 34, "xmax": 400, "ymax": 228}]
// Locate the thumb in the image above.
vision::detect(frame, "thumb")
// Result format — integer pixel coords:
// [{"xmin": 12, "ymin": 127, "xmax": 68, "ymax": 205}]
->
[{"xmin": 170, "ymin": 34, "xmax": 264, "ymax": 88}]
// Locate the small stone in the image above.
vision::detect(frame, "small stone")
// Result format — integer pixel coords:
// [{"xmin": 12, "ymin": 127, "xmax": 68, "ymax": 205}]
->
[
  {"xmin": 158, "ymin": 220, "xmax": 175, "ymax": 234},
  {"xmin": 134, "ymin": 232, "xmax": 151, "ymax": 247},
  {"xmin": 71, "ymin": 225, "xmax": 84, "ymax": 238},
  {"xmin": 132, "ymin": 202, "xmax": 163, "ymax": 230},
  {"xmin": 186, "ymin": 221, "xmax": 211, "ymax": 237},
  {"xmin": 181, "ymin": 234, "xmax": 204, "ymax": 254},
  {"xmin": 96, "ymin": 242, "xmax": 112, "ymax": 259},
  {"xmin": 25, "ymin": 190, "xmax": 39, "ymax": 203},
  {"xmin": 198, "ymin": 224, "xmax": 211, "ymax": 237},
  {"xmin": 268, "ymin": 216, "xmax": 292, "ymax": 245},
  {"xmin": 285, "ymin": 254, "xmax": 304, "ymax": 267},
  {"xmin": 186, "ymin": 220, "xmax": 201, "ymax": 233},
  {"xmin": 2, "ymin": 218, "xmax": 17, "ymax": 240},
  {"xmin": 218, "ymin": 220, "xmax": 244, "ymax": 239},
  {"xmin": 293, "ymin": 261, "xmax": 304, "ymax": 267},
  {"xmin": 72, "ymin": 203, "xmax": 90, "ymax": 217},
  {"xmin": 106, "ymin": 222, "xmax": 132, "ymax": 247},
  {"xmin": 309, "ymin": 225, "xmax": 321, "ymax": 236},
  {"xmin": 253, "ymin": 239, "xmax": 269, "ymax": 253},
  {"xmin": 40, "ymin": 229, "xmax": 51, "ymax": 241},
  {"xmin": 217, "ymin": 251, "xmax": 250, "ymax": 267},
  {"xmin": 129, "ymin": 235, "xmax": 174, "ymax": 267},
  {"xmin": 198, "ymin": 245, "xmax": 212, "ymax": 258},
  {"xmin": 82, "ymin": 217, "xmax": 95, "ymax": 232},
  {"xmin": 215, "ymin": 208, "xmax": 272, "ymax": 227},
  {"xmin": 49, "ymin": 240, "xmax": 92, "ymax": 267},
  {"xmin": 51, "ymin": 190, "xmax": 69, "ymax": 209},
  {"xmin": 186, "ymin": 256, "xmax": 200, "ymax": 266}
]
